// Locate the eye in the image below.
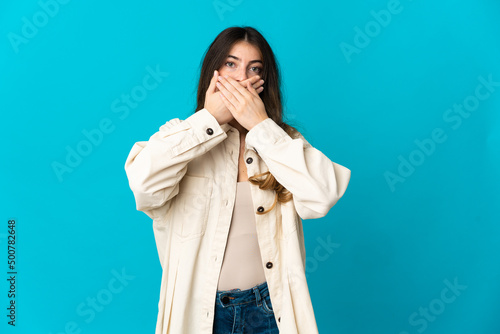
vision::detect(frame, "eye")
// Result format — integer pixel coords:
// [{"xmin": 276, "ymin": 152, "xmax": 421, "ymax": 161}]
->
[
  {"xmin": 251, "ymin": 66, "xmax": 262, "ymax": 73},
  {"xmin": 225, "ymin": 61, "xmax": 235, "ymax": 68}
]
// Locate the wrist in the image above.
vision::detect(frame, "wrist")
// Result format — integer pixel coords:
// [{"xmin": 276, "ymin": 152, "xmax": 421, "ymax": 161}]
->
[{"xmin": 248, "ymin": 117, "xmax": 270, "ymax": 131}]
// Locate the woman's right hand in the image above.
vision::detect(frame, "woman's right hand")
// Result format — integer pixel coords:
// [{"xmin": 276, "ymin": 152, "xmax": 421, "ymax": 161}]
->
[{"xmin": 204, "ymin": 70, "xmax": 264, "ymax": 125}]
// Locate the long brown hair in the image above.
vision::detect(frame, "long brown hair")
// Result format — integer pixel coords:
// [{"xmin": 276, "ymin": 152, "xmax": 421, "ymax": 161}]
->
[{"xmin": 193, "ymin": 26, "xmax": 298, "ymax": 215}]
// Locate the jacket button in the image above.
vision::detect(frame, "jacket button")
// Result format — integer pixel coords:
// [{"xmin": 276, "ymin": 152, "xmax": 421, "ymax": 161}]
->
[
  {"xmin": 222, "ymin": 296, "xmax": 229, "ymax": 304},
  {"xmin": 246, "ymin": 157, "xmax": 253, "ymax": 164},
  {"xmin": 266, "ymin": 262, "xmax": 273, "ymax": 269},
  {"xmin": 278, "ymin": 317, "xmax": 281, "ymax": 322},
  {"xmin": 257, "ymin": 206, "xmax": 264, "ymax": 213},
  {"xmin": 206, "ymin": 128, "xmax": 214, "ymax": 135}
]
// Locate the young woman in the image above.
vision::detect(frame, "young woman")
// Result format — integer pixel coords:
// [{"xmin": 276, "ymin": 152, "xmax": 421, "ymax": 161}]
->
[{"xmin": 124, "ymin": 26, "xmax": 351, "ymax": 334}]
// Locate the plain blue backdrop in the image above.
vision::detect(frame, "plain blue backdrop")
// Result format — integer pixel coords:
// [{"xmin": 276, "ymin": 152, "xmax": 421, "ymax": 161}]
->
[{"xmin": 1, "ymin": 0, "xmax": 499, "ymax": 333}]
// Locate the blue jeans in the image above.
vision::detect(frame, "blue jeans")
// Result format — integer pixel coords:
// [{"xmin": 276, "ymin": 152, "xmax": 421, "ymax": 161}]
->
[{"xmin": 213, "ymin": 281, "xmax": 279, "ymax": 334}]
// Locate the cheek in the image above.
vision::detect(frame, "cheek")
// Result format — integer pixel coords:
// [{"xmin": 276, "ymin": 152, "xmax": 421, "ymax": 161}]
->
[{"xmin": 217, "ymin": 67, "xmax": 229, "ymax": 76}]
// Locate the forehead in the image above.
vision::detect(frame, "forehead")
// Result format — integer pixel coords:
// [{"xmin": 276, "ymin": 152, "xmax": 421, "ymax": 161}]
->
[{"xmin": 227, "ymin": 41, "xmax": 262, "ymax": 60}]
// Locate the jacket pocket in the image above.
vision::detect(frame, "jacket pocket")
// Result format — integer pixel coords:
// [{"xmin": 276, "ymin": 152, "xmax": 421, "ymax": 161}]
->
[{"xmin": 172, "ymin": 174, "xmax": 213, "ymax": 241}]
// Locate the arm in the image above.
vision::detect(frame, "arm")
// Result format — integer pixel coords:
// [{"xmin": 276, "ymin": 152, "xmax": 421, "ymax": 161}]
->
[
  {"xmin": 124, "ymin": 108, "xmax": 227, "ymax": 215},
  {"xmin": 245, "ymin": 118, "xmax": 351, "ymax": 220}
]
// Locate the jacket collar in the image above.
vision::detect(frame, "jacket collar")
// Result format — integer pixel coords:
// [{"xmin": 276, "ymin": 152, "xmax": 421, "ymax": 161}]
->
[
  {"xmin": 220, "ymin": 122, "xmax": 259, "ymax": 154},
  {"xmin": 221, "ymin": 122, "xmax": 248, "ymax": 136}
]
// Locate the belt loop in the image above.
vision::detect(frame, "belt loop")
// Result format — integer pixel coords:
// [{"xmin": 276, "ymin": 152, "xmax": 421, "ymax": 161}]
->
[{"xmin": 253, "ymin": 285, "xmax": 262, "ymax": 306}]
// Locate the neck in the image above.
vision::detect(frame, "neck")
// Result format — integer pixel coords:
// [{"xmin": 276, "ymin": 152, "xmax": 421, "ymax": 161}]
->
[{"xmin": 228, "ymin": 119, "xmax": 248, "ymax": 136}]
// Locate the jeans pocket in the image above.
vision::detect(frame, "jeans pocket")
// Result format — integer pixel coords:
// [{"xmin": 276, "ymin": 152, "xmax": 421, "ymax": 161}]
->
[{"xmin": 261, "ymin": 294, "xmax": 274, "ymax": 315}]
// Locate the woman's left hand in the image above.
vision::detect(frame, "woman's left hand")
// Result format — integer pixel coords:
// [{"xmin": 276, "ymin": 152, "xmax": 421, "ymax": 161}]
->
[{"xmin": 216, "ymin": 75, "xmax": 269, "ymax": 131}]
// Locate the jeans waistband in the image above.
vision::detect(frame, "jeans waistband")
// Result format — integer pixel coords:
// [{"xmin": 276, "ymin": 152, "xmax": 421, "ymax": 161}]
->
[{"xmin": 215, "ymin": 281, "xmax": 268, "ymax": 307}]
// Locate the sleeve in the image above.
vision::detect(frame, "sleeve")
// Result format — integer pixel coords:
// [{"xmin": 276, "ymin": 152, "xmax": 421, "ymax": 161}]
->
[
  {"xmin": 124, "ymin": 108, "xmax": 227, "ymax": 215},
  {"xmin": 245, "ymin": 118, "xmax": 351, "ymax": 220}
]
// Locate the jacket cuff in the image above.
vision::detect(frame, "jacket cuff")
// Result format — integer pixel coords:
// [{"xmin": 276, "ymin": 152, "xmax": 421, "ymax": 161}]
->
[
  {"xmin": 167, "ymin": 108, "xmax": 225, "ymax": 155},
  {"xmin": 186, "ymin": 108, "xmax": 225, "ymax": 142},
  {"xmin": 245, "ymin": 118, "xmax": 289, "ymax": 154}
]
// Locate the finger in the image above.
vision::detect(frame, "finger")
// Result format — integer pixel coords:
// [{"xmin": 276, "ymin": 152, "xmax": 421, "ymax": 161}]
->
[
  {"xmin": 246, "ymin": 80, "xmax": 260, "ymax": 98},
  {"xmin": 240, "ymin": 75, "xmax": 260, "ymax": 86},
  {"xmin": 249, "ymin": 76, "xmax": 262, "ymax": 89},
  {"xmin": 240, "ymin": 75, "xmax": 260, "ymax": 87},
  {"xmin": 239, "ymin": 77, "xmax": 264, "ymax": 89},
  {"xmin": 218, "ymin": 75, "xmax": 252, "ymax": 104},
  {"xmin": 248, "ymin": 77, "xmax": 265, "ymax": 90},
  {"xmin": 253, "ymin": 78, "xmax": 264, "ymax": 90},
  {"xmin": 216, "ymin": 80, "xmax": 240, "ymax": 109},
  {"xmin": 227, "ymin": 76, "xmax": 256, "ymax": 98},
  {"xmin": 207, "ymin": 70, "xmax": 218, "ymax": 94},
  {"xmin": 219, "ymin": 89, "xmax": 236, "ymax": 114},
  {"xmin": 241, "ymin": 77, "xmax": 264, "ymax": 90}
]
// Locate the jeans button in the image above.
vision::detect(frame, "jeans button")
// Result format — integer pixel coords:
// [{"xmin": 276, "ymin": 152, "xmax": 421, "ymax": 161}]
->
[{"xmin": 222, "ymin": 296, "xmax": 229, "ymax": 304}]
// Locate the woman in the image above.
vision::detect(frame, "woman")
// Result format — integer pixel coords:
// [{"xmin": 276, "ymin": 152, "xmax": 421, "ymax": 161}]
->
[{"xmin": 124, "ymin": 26, "xmax": 351, "ymax": 334}]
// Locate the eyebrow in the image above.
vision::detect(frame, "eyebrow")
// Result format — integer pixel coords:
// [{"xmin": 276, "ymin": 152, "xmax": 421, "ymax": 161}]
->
[{"xmin": 227, "ymin": 55, "xmax": 263, "ymax": 64}]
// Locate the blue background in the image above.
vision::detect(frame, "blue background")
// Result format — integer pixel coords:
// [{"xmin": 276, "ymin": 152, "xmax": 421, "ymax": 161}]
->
[{"xmin": 1, "ymin": 0, "xmax": 499, "ymax": 333}]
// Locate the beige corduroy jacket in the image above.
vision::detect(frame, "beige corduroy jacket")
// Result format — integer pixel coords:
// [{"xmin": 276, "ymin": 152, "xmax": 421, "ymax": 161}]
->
[{"xmin": 124, "ymin": 108, "xmax": 351, "ymax": 334}]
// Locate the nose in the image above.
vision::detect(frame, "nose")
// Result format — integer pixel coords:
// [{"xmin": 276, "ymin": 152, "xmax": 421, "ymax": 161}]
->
[{"xmin": 235, "ymin": 67, "xmax": 248, "ymax": 82}]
